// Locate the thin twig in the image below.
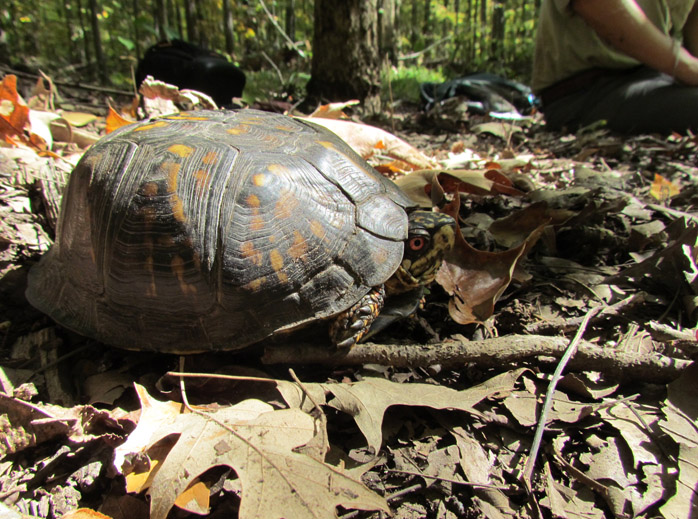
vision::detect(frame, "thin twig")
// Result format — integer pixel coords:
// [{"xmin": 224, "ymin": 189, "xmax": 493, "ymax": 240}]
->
[
  {"xmin": 262, "ymin": 333, "xmax": 689, "ymax": 383},
  {"xmin": 165, "ymin": 371, "xmax": 278, "ymax": 383},
  {"xmin": 388, "ymin": 469, "xmax": 515, "ymax": 491},
  {"xmin": 521, "ymin": 306, "xmax": 603, "ymax": 489},
  {"xmin": 258, "ymin": 0, "xmax": 306, "ymax": 58}
]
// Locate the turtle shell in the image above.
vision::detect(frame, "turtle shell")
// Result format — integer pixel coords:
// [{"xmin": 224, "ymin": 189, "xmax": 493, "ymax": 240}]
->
[{"xmin": 26, "ymin": 109, "xmax": 414, "ymax": 353}]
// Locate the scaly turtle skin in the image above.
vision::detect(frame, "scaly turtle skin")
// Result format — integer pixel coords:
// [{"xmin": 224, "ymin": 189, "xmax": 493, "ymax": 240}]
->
[{"xmin": 26, "ymin": 109, "xmax": 455, "ymax": 353}]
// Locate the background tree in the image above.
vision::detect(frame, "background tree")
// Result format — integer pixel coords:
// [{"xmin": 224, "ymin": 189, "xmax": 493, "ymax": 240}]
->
[{"xmin": 306, "ymin": 0, "xmax": 382, "ymax": 114}]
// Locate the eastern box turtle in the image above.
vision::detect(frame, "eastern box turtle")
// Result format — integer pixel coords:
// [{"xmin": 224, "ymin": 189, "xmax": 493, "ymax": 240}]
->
[{"xmin": 26, "ymin": 110, "xmax": 455, "ymax": 353}]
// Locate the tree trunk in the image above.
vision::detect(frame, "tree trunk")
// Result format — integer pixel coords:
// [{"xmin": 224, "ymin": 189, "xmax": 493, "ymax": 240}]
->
[
  {"xmin": 131, "ymin": 0, "xmax": 141, "ymax": 59},
  {"xmin": 306, "ymin": 0, "xmax": 381, "ymax": 115},
  {"xmin": 410, "ymin": 0, "xmax": 417, "ymax": 47},
  {"xmin": 378, "ymin": 0, "xmax": 398, "ymax": 64},
  {"xmin": 491, "ymin": 0, "xmax": 504, "ymax": 61},
  {"xmin": 183, "ymin": 0, "xmax": 199, "ymax": 44},
  {"xmin": 222, "ymin": 0, "xmax": 235, "ymax": 54},
  {"xmin": 75, "ymin": 0, "xmax": 93, "ymax": 71},
  {"xmin": 59, "ymin": 0, "xmax": 76, "ymax": 64},
  {"xmin": 285, "ymin": 0, "xmax": 296, "ymax": 43},
  {"xmin": 479, "ymin": 0, "xmax": 487, "ymax": 62},
  {"xmin": 88, "ymin": 0, "xmax": 107, "ymax": 83},
  {"xmin": 154, "ymin": 0, "xmax": 167, "ymax": 40},
  {"xmin": 194, "ymin": 0, "xmax": 207, "ymax": 47}
]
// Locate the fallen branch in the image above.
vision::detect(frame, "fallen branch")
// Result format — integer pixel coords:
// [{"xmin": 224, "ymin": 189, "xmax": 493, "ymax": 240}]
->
[{"xmin": 261, "ymin": 334, "xmax": 691, "ymax": 383}]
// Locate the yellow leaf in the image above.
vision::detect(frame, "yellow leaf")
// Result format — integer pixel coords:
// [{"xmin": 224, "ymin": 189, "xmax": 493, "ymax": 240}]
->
[
  {"xmin": 650, "ymin": 173, "xmax": 680, "ymax": 201},
  {"xmin": 174, "ymin": 479, "xmax": 211, "ymax": 514}
]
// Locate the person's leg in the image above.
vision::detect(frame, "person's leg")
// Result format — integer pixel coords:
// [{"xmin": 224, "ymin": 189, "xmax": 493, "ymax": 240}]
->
[{"xmin": 543, "ymin": 67, "xmax": 698, "ymax": 134}]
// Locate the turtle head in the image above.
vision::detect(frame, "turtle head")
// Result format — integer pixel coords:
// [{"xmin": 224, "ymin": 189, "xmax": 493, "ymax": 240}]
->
[{"xmin": 386, "ymin": 210, "xmax": 456, "ymax": 294}]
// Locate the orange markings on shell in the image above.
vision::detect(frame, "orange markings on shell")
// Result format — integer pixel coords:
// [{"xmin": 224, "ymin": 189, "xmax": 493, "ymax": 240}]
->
[
  {"xmin": 168, "ymin": 144, "xmax": 194, "ymax": 158},
  {"xmin": 134, "ymin": 121, "xmax": 168, "ymax": 132},
  {"xmin": 165, "ymin": 115, "xmax": 211, "ymax": 121},
  {"xmin": 171, "ymin": 255, "xmax": 197, "ymax": 295},
  {"xmin": 274, "ymin": 190, "xmax": 299, "ymax": 220},
  {"xmin": 246, "ymin": 194, "xmax": 261, "ymax": 208},
  {"xmin": 241, "ymin": 241, "xmax": 263, "ymax": 266},
  {"xmin": 250, "ymin": 216, "xmax": 265, "ymax": 232},
  {"xmin": 267, "ymin": 164, "xmax": 288, "ymax": 175},
  {"xmin": 288, "ymin": 231, "xmax": 308, "ymax": 260},
  {"xmin": 253, "ymin": 173, "xmax": 267, "ymax": 187},
  {"xmin": 244, "ymin": 277, "xmax": 264, "ymax": 292},
  {"xmin": 141, "ymin": 182, "xmax": 159, "ymax": 197},
  {"xmin": 193, "ymin": 169, "xmax": 210, "ymax": 192},
  {"xmin": 310, "ymin": 220, "xmax": 326, "ymax": 240},
  {"xmin": 202, "ymin": 151, "xmax": 219, "ymax": 164},
  {"xmin": 226, "ymin": 125, "xmax": 249, "ymax": 135},
  {"xmin": 162, "ymin": 161, "xmax": 186, "ymax": 222},
  {"xmin": 270, "ymin": 249, "xmax": 284, "ymax": 272}
]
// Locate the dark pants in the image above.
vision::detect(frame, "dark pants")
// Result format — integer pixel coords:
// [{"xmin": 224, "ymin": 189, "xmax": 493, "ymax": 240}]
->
[{"xmin": 542, "ymin": 66, "xmax": 698, "ymax": 134}]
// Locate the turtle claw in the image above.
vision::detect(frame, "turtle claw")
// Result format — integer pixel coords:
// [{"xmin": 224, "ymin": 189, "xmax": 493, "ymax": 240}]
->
[{"xmin": 330, "ymin": 285, "xmax": 386, "ymax": 348}]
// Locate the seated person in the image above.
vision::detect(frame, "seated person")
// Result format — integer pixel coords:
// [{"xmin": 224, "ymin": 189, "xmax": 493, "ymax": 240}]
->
[{"xmin": 532, "ymin": 0, "xmax": 698, "ymax": 134}]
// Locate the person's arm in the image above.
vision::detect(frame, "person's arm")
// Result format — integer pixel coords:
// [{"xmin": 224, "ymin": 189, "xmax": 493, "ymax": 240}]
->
[
  {"xmin": 683, "ymin": 3, "xmax": 698, "ymax": 58},
  {"xmin": 572, "ymin": 0, "xmax": 698, "ymax": 85}
]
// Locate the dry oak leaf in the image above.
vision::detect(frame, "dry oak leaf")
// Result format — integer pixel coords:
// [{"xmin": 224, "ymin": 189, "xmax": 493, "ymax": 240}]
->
[
  {"xmin": 278, "ymin": 370, "xmax": 528, "ymax": 453},
  {"xmin": 0, "ymin": 75, "xmax": 30, "ymax": 144},
  {"xmin": 302, "ymin": 116, "xmax": 436, "ymax": 170},
  {"xmin": 114, "ymin": 384, "xmax": 389, "ymax": 519},
  {"xmin": 658, "ymin": 362, "xmax": 698, "ymax": 519}
]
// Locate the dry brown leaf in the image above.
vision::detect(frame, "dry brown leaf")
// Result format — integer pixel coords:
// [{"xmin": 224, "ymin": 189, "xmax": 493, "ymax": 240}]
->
[
  {"xmin": 313, "ymin": 370, "xmax": 527, "ymax": 453},
  {"xmin": 657, "ymin": 362, "xmax": 698, "ymax": 518},
  {"xmin": 0, "ymin": 75, "xmax": 31, "ymax": 146},
  {"xmin": 114, "ymin": 384, "xmax": 387, "ymax": 519},
  {"xmin": 308, "ymin": 100, "xmax": 360, "ymax": 118},
  {"xmin": 302, "ymin": 116, "xmax": 436, "ymax": 170},
  {"xmin": 106, "ymin": 106, "xmax": 135, "ymax": 134},
  {"xmin": 61, "ymin": 111, "xmax": 98, "ymax": 127},
  {"xmin": 659, "ymin": 445, "xmax": 698, "ymax": 519},
  {"xmin": 61, "ymin": 508, "xmax": 113, "ymax": 519},
  {"xmin": 502, "ymin": 390, "xmax": 596, "ymax": 428},
  {"xmin": 137, "ymin": 76, "xmax": 217, "ymax": 119}
]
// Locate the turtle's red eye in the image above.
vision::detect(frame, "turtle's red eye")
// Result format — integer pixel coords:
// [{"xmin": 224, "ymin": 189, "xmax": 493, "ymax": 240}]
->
[{"xmin": 409, "ymin": 237, "xmax": 426, "ymax": 251}]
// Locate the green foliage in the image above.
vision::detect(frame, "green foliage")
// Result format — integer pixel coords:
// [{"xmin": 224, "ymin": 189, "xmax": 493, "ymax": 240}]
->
[
  {"xmin": 242, "ymin": 70, "xmax": 310, "ymax": 105},
  {"xmin": 3, "ymin": 0, "xmax": 539, "ymax": 98},
  {"xmin": 382, "ymin": 66, "xmax": 446, "ymax": 104}
]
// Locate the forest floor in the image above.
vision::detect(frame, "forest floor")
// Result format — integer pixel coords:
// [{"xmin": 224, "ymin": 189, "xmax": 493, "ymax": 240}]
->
[{"xmin": 1, "ymin": 74, "xmax": 697, "ymax": 519}]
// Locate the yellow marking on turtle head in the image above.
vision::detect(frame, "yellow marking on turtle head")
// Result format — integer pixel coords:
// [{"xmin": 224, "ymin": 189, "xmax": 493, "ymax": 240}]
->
[
  {"xmin": 270, "ymin": 249, "xmax": 284, "ymax": 273},
  {"xmin": 310, "ymin": 220, "xmax": 326, "ymax": 240},
  {"xmin": 288, "ymin": 231, "xmax": 308, "ymax": 260},
  {"xmin": 253, "ymin": 173, "xmax": 267, "ymax": 187},
  {"xmin": 135, "ymin": 121, "xmax": 169, "ymax": 131},
  {"xmin": 318, "ymin": 140, "xmax": 336, "ymax": 150},
  {"xmin": 202, "ymin": 151, "xmax": 219, "ymax": 164},
  {"xmin": 241, "ymin": 241, "xmax": 263, "ymax": 266},
  {"xmin": 168, "ymin": 144, "xmax": 194, "ymax": 158}
]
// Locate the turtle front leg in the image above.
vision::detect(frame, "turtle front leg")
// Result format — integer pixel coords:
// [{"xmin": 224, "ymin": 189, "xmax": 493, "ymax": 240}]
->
[{"xmin": 330, "ymin": 286, "xmax": 385, "ymax": 348}]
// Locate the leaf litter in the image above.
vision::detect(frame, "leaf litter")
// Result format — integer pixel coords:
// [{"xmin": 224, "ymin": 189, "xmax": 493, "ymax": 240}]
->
[{"xmin": 1, "ymin": 72, "xmax": 698, "ymax": 518}]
